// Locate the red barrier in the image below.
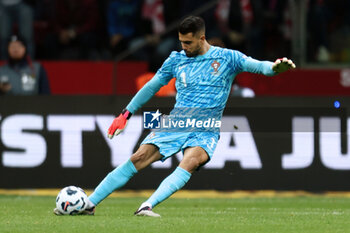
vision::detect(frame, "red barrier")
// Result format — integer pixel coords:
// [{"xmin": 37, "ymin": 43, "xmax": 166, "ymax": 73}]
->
[
  {"xmin": 41, "ymin": 61, "xmax": 148, "ymax": 95},
  {"xmin": 40, "ymin": 61, "xmax": 349, "ymax": 96},
  {"xmin": 236, "ymin": 69, "xmax": 350, "ymax": 96}
]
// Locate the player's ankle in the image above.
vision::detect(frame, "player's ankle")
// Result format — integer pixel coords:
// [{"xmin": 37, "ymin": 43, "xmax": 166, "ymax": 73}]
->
[
  {"xmin": 139, "ymin": 202, "xmax": 152, "ymax": 210},
  {"xmin": 87, "ymin": 198, "xmax": 96, "ymax": 209}
]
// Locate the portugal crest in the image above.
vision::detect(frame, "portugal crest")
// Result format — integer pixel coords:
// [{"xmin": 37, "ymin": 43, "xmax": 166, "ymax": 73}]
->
[{"xmin": 211, "ymin": 60, "xmax": 220, "ymax": 74}]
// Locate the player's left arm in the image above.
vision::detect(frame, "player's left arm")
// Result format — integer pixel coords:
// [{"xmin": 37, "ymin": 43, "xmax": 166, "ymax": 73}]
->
[{"xmin": 241, "ymin": 56, "xmax": 296, "ymax": 76}]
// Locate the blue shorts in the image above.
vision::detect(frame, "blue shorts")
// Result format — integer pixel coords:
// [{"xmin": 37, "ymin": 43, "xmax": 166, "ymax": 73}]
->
[{"xmin": 141, "ymin": 131, "xmax": 219, "ymax": 162}]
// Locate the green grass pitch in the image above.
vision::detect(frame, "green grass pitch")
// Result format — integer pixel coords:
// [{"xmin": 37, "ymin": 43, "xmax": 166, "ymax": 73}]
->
[{"xmin": 1, "ymin": 195, "xmax": 350, "ymax": 233}]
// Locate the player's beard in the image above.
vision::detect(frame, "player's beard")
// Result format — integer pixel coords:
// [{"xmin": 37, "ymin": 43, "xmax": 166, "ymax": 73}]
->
[{"xmin": 184, "ymin": 45, "xmax": 201, "ymax": 57}]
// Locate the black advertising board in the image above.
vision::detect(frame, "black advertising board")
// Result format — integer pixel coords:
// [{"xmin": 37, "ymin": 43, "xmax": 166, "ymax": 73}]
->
[{"xmin": 0, "ymin": 96, "xmax": 349, "ymax": 191}]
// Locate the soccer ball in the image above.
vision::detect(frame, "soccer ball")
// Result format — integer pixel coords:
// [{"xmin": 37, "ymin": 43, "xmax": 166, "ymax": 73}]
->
[{"xmin": 55, "ymin": 186, "xmax": 88, "ymax": 215}]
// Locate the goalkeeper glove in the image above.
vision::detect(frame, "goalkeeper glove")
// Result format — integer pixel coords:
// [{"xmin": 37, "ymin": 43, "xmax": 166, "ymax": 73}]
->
[
  {"xmin": 272, "ymin": 57, "xmax": 296, "ymax": 73},
  {"xmin": 107, "ymin": 109, "xmax": 132, "ymax": 139}
]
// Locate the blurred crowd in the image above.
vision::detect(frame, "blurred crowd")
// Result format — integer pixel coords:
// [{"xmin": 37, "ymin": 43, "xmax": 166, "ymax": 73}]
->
[
  {"xmin": 0, "ymin": 0, "xmax": 291, "ymax": 67},
  {"xmin": 0, "ymin": 0, "xmax": 349, "ymax": 65},
  {"xmin": 307, "ymin": 0, "xmax": 350, "ymax": 63}
]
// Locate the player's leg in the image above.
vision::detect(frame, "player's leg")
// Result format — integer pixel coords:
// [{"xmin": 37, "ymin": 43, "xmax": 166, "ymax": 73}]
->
[
  {"xmin": 87, "ymin": 144, "xmax": 162, "ymax": 206},
  {"xmin": 135, "ymin": 146, "xmax": 208, "ymax": 217},
  {"xmin": 54, "ymin": 144, "xmax": 162, "ymax": 215},
  {"xmin": 178, "ymin": 146, "xmax": 209, "ymax": 173}
]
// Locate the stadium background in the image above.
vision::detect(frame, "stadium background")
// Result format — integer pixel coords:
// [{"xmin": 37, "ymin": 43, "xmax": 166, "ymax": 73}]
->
[{"xmin": 1, "ymin": 0, "xmax": 350, "ymax": 192}]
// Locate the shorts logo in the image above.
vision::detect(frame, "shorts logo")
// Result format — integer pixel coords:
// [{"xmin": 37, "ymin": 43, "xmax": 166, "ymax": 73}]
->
[
  {"xmin": 209, "ymin": 137, "xmax": 216, "ymax": 149},
  {"xmin": 143, "ymin": 109, "xmax": 162, "ymax": 129},
  {"xmin": 148, "ymin": 132, "xmax": 156, "ymax": 139}
]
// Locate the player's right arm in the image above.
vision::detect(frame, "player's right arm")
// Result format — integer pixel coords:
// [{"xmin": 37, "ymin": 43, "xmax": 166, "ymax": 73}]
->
[
  {"xmin": 107, "ymin": 52, "xmax": 177, "ymax": 139},
  {"xmin": 107, "ymin": 76, "xmax": 164, "ymax": 139},
  {"xmin": 231, "ymin": 50, "xmax": 295, "ymax": 76}
]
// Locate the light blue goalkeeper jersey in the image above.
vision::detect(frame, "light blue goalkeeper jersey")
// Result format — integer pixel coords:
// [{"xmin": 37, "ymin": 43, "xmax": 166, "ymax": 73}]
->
[{"xmin": 126, "ymin": 46, "xmax": 276, "ymax": 115}]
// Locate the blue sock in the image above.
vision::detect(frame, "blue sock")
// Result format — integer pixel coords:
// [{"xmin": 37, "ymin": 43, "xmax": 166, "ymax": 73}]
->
[
  {"xmin": 89, "ymin": 159, "xmax": 137, "ymax": 205},
  {"xmin": 146, "ymin": 167, "xmax": 191, "ymax": 208}
]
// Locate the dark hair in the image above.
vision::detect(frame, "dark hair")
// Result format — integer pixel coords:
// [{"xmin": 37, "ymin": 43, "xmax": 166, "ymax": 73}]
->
[
  {"xmin": 7, "ymin": 35, "xmax": 30, "ymax": 66},
  {"xmin": 178, "ymin": 16, "xmax": 205, "ymax": 35},
  {"xmin": 8, "ymin": 35, "xmax": 27, "ymax": 48}
]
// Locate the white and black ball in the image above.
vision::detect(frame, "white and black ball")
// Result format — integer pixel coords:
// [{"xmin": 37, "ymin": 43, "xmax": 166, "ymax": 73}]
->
[{"xmin": 55, "ymin": 186, "xmax": 88, "ymax": 215}]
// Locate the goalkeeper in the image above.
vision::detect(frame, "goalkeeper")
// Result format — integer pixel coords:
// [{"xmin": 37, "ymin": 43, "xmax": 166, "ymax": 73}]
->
[{"xmin": 54, "ymin": 16, "xmax": 295, "ymax": 217}]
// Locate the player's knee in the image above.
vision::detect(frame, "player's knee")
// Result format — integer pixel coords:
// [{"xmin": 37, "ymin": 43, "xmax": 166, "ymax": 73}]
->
[
  {"xmin": 185, "ymin": 156, "xmax": 203, "ymax": 171},
  {"xmin": 130, "ymin": 150, "xmax": 147, "ymax": 164},
  {"xmin": 130, "ymin": 146, "xmax": 156, "ymax": 166}
]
